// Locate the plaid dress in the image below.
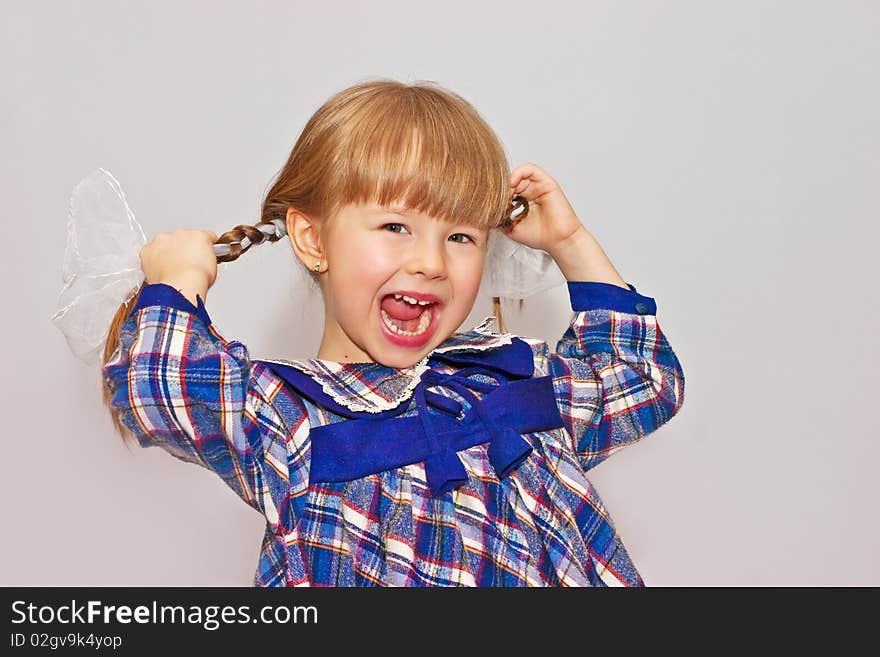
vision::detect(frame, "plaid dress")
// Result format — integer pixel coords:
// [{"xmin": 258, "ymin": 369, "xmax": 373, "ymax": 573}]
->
[{"xmin": 103, "ymin": 281, "xmax": 685, "ymax": 586}]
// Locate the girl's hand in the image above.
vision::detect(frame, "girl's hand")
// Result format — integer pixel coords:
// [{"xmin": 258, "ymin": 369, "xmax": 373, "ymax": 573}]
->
[
  {"xmin": 502, "ymin": 163, "xmax": 585, "ymax": 253},
  {"xmin": 140, "ymin": 229, "xmax": 219, "ymax": 301}
]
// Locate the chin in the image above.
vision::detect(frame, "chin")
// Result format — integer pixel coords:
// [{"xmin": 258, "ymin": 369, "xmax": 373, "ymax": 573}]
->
[{"xmin": 379, "ymin": 348, "xmax": 430, "ymax": 370}]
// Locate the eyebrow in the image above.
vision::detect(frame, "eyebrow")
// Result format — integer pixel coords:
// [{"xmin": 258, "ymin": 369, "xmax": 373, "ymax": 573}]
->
[{"xmin": 378, "ymin": 206, "xmax": 486, "ymax": 232}]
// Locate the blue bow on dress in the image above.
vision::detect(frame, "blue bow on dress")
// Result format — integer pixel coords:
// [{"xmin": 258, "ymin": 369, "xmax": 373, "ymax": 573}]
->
[{"xmin": 260, "ymin": 337, "xmax": 565, "ymax": 497}]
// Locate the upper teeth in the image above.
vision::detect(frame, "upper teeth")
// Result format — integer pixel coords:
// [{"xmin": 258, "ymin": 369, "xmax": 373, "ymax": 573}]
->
[{"xmin": 394, "ymin": 294, "xmax": 432, "ymax": 306}]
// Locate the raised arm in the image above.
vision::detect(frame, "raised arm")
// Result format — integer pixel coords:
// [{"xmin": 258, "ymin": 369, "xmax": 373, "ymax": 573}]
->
[
  {"xmin": 102, "ymin": 227, "xmax": 298, "ymax": 528},
  {"xmin": 102, "ymin": 283, "xmax": 298, "ymax": 528},
  {"xmin": 503, "ymin": 163, "xmax": 686, "ymax": 472},
  {"xmin": 528, "ymin": 279, "xmax": 685, "ymax": 472}
]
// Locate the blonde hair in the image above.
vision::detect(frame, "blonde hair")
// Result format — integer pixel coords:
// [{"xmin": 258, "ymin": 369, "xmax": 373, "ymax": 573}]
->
[{"xmin": 103, "ymin": 77, "xmax": 522, "ymax": 442}]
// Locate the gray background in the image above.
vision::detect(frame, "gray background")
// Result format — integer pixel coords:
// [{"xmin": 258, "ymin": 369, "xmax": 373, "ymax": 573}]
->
[{"xmin": 3, "ymin": 1, "xmax": 877, "ymax": 586}]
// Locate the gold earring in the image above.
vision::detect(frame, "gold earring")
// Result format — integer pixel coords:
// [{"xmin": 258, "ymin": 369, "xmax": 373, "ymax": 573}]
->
[{"xmin": 314, "ymin": 261, "xmax": 320, "ymax": 272}]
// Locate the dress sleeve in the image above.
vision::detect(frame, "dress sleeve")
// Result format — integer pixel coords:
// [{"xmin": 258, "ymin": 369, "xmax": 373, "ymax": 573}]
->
[
  {"xmin": 528, "ymin": 281, "xmax": 686, "ymax": 472},
  {"xmin": 101, "ymin": 283, "xmax": 295, "ymax": 526}
]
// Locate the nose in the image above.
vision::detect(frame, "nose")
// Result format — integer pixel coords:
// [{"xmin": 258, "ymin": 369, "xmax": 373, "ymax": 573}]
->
[{"xmin": 404, "ymin": 236, "xmax": 447, "ymax": 279}]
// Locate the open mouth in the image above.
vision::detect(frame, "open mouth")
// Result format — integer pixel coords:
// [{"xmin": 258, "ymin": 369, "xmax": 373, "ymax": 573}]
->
[{"xmin": 378, "ymin": 293, "xmax": 441, "ymax": 346}]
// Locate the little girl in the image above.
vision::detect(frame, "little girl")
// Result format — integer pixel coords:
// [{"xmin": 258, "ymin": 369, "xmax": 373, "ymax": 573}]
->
[{"xmin": 101, "ymin": 78, "xmax": 685, "ymax": 587}]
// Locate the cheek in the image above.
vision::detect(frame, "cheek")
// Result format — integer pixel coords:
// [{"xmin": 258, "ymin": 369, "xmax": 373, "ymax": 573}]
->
[
  {"xmin": 360, "ymin": 244, "xmax": 399, "ymax": 272},
  {"xmin": 335, "ymin": 239, "xmax": 397, "ymax": 294},
  {"xmin": 453, "ymin": 255, "xmax": 486, "ymax": 297},
  {"xmin": 356, "ymin": 247, "xmax": 398, "ymax": 286}
]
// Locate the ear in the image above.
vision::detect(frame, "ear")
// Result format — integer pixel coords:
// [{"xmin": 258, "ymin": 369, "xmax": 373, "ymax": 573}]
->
[{"xmin": 286, "ymin": 207, "xmax": 325, "ymax": 270}]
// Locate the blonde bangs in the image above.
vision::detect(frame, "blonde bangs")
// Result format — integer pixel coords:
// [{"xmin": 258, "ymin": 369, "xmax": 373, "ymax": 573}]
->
[{"xmin": 318, "ymin": 81, "xmax": 511, "ymax": 230}]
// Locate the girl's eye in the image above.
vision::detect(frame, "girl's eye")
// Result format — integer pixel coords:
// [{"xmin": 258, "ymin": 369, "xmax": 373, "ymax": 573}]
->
[{"xmin": 382, "ymin": 224, "xmax": 476, "ymax": 245}]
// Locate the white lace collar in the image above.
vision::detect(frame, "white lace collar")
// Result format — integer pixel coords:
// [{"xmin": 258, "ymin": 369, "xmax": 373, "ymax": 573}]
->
[{"xmin": 256, "ymin": 316, "xmax": 515, "ymax": 414}]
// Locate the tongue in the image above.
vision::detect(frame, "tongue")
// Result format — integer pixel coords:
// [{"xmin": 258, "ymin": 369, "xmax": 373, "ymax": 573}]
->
[{"xmin": 381, "ymin": 295, "xmax": 424, "ymax": 321}]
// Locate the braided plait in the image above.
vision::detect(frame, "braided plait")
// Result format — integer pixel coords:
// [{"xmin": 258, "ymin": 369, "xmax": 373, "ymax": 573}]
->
[{"xmin": 212, "ymin": 217, "xmax": 287, "ymax": 262}]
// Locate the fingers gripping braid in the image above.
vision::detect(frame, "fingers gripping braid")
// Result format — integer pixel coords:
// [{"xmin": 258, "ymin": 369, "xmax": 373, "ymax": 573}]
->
[{"xmin": 213, "ymin": 218, "xmax": 287, "ymax": 262}]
